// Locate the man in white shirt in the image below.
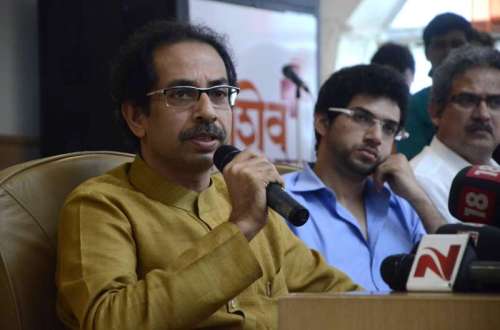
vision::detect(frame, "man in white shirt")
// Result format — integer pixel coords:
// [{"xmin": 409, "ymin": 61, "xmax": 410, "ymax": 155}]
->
[{"xmin": 411, "ymin": 46, "xmax": 500, "ymax": 223}]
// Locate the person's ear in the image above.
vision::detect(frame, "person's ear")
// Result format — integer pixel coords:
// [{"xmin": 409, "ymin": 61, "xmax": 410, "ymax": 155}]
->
[
  {"xmin": 314, "ymin": 112, "xmax": 331, "ymax": 137},
  {"xmin": 429, "ymin": 102, "xmax": 441, "ymax": 127},
  {"xmin": 121, "ymin": 101, "xmax": 148, "ymax": 139},
  {"xmin": 424, "ymin": 44, "xmax": 432, "ymax": 62}
]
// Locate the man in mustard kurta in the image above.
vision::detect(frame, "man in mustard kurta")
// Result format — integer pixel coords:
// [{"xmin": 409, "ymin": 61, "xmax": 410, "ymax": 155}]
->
[{"xmin": 55, "ymin": 21, "xmax": 360, "ymax": 330}]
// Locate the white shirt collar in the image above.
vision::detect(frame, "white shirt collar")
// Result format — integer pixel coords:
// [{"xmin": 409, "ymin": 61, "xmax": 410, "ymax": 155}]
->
[{"xmin": 431, "ymin": 136, "xmax": 499, "ymax": 168}]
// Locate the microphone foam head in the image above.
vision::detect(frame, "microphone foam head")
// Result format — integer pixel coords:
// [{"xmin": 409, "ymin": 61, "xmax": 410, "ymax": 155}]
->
[
  {"xmin": 448, "ymin": 165, "xmax": 500, "ymax": 227},
  {"xmin": 213, "ymin": 145, "xmax": 240, "ymax": 171},
  {"xmin": 380, "ymin": 254, "xmax": 414, "ymax": 291},
  {"xmin": 282, "ymin": 64, "xmax": 293, "ymax": 76}
]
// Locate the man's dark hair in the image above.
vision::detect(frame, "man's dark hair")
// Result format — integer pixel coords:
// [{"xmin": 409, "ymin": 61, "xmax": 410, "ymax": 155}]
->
[
  {"xmin": 110, "ymin": 20, "xmax": 237, "ymax": 150},
  {"xmin": 370, "ymin": 42, "xmax": 415, "ymax": 74},
  {"xmin": 470, "ymin": 29, "xmax": 495, "ymax": 48},
  {"xmin": 431, "ymin": 45, "xmax": 500, "ymax": 116},
  {"xmin": 314, "ymin": 64, "xmax": 409, "ymax": 150},
  {"xmin": 423, "ymin": 12, "xmax": 473, "ymax": 50}
]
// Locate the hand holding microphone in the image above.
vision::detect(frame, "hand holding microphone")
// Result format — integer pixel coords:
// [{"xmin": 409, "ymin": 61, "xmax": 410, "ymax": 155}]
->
[{"xmin": 214, "ymin": 145, "xmax": 309, "ymax": 240}]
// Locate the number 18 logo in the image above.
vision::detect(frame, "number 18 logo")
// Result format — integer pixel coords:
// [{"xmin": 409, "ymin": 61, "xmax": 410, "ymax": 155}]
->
[{"xmin": 458, "ymin": 187, "xmax": 495, "ymax": 223}]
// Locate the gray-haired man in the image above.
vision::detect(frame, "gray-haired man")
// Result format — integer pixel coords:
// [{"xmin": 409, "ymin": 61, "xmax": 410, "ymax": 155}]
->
[{"xmin": 411, "ymin": 46, "xmax": 500, "ymax": 223}]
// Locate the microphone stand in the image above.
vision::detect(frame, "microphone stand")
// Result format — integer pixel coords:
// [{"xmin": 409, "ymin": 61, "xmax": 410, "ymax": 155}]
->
[{"xmin": 295, "ymin": 84, "xmax": 302, "ymax": 162}]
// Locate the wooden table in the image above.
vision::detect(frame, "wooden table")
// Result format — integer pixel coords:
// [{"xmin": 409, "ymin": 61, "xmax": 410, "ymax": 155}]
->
[{"xmin": 279, "ymin": 292, "xmax": 500, "ymax": 330}]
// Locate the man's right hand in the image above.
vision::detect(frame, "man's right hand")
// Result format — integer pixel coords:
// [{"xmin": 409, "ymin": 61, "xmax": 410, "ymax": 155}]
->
[
  {"xmin": 373, "ymin": 153, "xmax": 446, "ymax": 233},
  {"xmin": 221, "ymin": 149, "xmax": 284, "ymax": 241}
]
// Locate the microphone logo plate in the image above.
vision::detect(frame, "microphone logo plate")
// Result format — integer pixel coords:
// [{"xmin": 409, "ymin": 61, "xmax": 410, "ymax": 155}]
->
[{"xmin": 406, "ymin": 234, "xmax": 470, "ymax": 292}]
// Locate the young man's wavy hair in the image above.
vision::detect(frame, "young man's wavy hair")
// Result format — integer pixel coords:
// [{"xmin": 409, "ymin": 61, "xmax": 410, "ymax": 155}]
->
[{"xmin": 314, "ymin": 64, "xmax": 409, "ymax": 151}]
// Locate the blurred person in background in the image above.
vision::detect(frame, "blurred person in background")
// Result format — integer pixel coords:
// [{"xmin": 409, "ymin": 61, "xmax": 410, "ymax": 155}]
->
[
  {"xmin": 371, "ymin": 42, "xmax": 415, "ymax": 88},
  {"xmin": 397, "ymin": 12, "xmax": 473, "ymax": 160},
  {"xmin": 470, "ymin": 28, "xmax": 495, "ymax": 48}
]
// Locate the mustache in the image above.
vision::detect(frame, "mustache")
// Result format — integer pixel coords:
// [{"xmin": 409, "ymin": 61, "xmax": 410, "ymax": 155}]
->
[
  {"xmin": 178, "ymin": 122, "xmax": 227, "ymax": 142},
  {"xmin": 465, "ymin": 121, "xmax": 493, "ymax": 134},
  {"xmin": 357, "ymin": 145, "xmax": 380, "ymax": 158}
]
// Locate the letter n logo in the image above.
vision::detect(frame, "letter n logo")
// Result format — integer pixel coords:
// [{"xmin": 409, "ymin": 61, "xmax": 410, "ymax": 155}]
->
[{"xmin": 413, "ymin": 245, "xmax": 461, "ymax": 280}]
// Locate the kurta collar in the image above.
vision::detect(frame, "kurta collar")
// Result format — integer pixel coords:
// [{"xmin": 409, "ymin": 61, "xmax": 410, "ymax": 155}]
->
[{"xmin": 128, "ymin": 156, "xmax": 216, "ymax": 213}]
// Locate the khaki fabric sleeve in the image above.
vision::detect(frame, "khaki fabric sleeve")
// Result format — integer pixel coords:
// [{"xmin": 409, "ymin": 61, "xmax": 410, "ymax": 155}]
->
[{"xmin": 56, "ymin": 192, "xmax": 262, "ymax": 330}]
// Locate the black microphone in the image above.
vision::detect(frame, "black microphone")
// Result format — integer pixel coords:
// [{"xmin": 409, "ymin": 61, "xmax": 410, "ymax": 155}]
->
[
  {"xmin": 213, "ymin": 145, "xmax": 309, "ymax": 226},
  {"xmin": 448, "ymin": 165, "xmax": 500, "ymax": 228},
  {"xmin": 436, "ymin": 223, "xmax": 500, "ymax": 261},
  {"xmin": 380, "ymin": 253, "xmax": 415, "ymax": 291},
  {"xmin": 282, "ymin": 65, "xmax": 310, "ymax": 94},
  {"xmin": 381, "ymin": 242, "xmax": 500, "ymax": 292},
  {"xmin": 469, "ymin": 261, "xmax": 500, "ymax": 290}
]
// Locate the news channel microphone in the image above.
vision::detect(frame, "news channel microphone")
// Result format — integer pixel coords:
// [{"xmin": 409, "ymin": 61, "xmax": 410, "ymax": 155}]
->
[
  {"xmin": 380, "ymin": 244, "xmax": 500, "ymax": 292},
  {"xmin": 381, "ymin": 236, "xmax": 478, "ymax": 292},
  {"xmin": 380, "ymin": 253, "xmax": 414, "ymax": 291},
  {"xmin": 436, "ymin": 223, "xmax": 500, "ymax": 262},
  {"xmin": 381, "ymin": 235, "xmax": 500, "ymax": 292},
  {"xmin": 282, "ymin": 64, "xmax": 311, "ymax": 94},
  {"xmin": 213, "ymin": 145, "xmax": 309, "ymax": 226},
  {"xmin": 448, "ymin": 164, "xmax": 500, "ymax": 228}
]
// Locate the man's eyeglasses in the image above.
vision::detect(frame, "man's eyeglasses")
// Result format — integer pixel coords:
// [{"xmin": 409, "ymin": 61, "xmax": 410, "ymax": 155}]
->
[
  {"xmin": 328, "ymin": 107, "xmax": 409, "ymax": 141},
  {"xmin": 147, "ymin": 85, "xmax": 240, "ymax": 109},
  {"xmin": 450, "ymin": 92, "xmax": 500, "ymax": 111}
]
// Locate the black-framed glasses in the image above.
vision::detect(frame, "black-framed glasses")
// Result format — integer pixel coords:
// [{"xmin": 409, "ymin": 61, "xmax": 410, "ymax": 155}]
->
[
  {"xmin": 328, "ymin": 107, "xmax": 409, "ymax": 141},
  {"xmin": 450, "ymin": 92, "xmax": 500, "ymax": 111},
  {"xmin": 146, "ymin": 85, "xmax": 240, "ymax": 109}
]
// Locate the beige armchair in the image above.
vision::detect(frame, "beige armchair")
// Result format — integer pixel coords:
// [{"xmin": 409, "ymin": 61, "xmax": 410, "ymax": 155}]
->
[
  {"xmin": 0, "ymin": 151, "xmax": 134, "ymax": 330},
  {"xmin": 0, "ymin": 150, "xmax": 300, "ymax": 330}
]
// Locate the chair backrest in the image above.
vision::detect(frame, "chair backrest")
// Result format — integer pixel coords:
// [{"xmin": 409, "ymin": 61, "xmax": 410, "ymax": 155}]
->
[
  {"xmin": 0, "ymin": 150, "xmax": 300, "ymax": 330},
  {"xmin": 0, "ymin": 151, "xmax": 134, "ymax": 330}
]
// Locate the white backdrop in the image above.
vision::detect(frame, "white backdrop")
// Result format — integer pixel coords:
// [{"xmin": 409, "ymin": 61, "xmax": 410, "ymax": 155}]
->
[{"xmin": 189, "ymin": 0, "xmax": 318, "ymax": 163}]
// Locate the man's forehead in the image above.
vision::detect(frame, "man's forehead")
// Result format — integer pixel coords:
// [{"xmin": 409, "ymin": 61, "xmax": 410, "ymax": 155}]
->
[
  {"xmin": 347, "ymin": 94, "xmax": 401, "ymax": 121},
  {"xmin": 152, "ymin": 41, "xmax": 228, "ymax": 87},
  {"xmin": 451, "ymin": 66, "xmax": 500, "ymax": 89},
  {"xmin": 152, "ymin": 41, "xmax": 224, "ymax": 66},
  {"xmin": 431, "ymin": 29, "xmax": 467, "ymax": 43}
]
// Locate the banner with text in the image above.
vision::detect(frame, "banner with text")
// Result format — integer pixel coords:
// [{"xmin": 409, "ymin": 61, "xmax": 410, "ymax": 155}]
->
[{"xmin": 189, "ymin": 0, "xmax": 318, "ymax": 163}]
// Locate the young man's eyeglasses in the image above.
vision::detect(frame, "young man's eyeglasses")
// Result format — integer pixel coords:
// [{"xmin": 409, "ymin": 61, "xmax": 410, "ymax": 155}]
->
[
  {"xmin": 449, "ymin": 92, "xmax": 500, "ymax": 112},
  {"xmin": 328, "ymin": 107, "xmax": 409, "ymax": 141},
  {"xmin": 147, "ymin": 85, "xmax": 240, "ymax": 109}
]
